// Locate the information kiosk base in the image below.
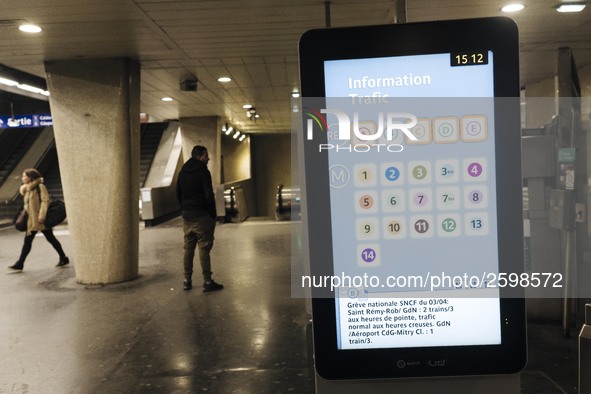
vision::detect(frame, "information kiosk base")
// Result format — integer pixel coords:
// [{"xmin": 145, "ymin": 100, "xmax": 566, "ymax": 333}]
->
[{"xmin": 316, "ymin": 372, "xmax": 520, "ymax": 393}]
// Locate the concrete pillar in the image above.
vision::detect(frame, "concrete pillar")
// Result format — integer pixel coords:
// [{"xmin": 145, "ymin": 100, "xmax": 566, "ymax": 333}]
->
[
  {"xmin": 44, "ymin": 58, "xmax": 140, "ymax": 284},
  {"xmin": 179, "ymin": 117, "xmax": 221, "ymax": 184}
]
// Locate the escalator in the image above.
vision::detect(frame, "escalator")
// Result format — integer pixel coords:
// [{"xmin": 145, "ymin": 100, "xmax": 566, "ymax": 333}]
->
[
  {"xmin": 0, "ymin": 127, "xmax": 43, "ymax": 185},
  {"xmin": 38, "ymin": 144, "xmax": 63, "ymax": 200},
  {"xmin": 1, "ymin": 123, "xmax": 167, "ymax": 226},
  {"xmin": 140, "ymin": 122, "xmax": 167, "ymax": 187}
]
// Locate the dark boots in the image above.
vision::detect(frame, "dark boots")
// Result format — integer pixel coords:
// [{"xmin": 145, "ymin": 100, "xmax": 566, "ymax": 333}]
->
[
  {"xmin": 8, "ymin": 262, "xmax": 24, "ymax": 271},
  {"xmin": 8, "ymin": 256, "xmax": 69, "ymax": 271},
  {"xmin": 56, "ymin": 256, "xmax": 70, "ymax": 267}
]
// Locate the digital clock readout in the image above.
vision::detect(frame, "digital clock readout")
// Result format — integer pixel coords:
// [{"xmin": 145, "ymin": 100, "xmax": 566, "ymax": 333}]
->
[{"xmin": 451, "ymin": 52, "xmax": 489, "ymax": 66}]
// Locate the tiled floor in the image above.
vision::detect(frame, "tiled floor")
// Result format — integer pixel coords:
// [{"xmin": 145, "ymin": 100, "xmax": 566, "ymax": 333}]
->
[{"xmin": 0, "ymin": 218, "xmax": 583, "ymax": 393}]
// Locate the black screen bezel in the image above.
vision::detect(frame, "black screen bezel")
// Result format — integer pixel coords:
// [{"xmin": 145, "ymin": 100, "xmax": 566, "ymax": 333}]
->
[{"xmin": 298, "ymin": 17, "xmax": 526, "ymax": 380}]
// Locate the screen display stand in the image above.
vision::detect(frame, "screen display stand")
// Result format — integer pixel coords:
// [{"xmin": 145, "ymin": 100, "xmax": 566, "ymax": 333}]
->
[
  {"xmin": 298, "ymin": 16, "xmax": 526, "ymax": 382},
  {"xmin": 316, "ymin": 372, "xmax": 520, "ymax": 393}
]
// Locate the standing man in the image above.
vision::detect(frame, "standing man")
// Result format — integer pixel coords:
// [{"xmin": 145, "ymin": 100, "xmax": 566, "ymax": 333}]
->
[{"xmin": 177, "ymin": 145, "xmax": 224, "ymax": 292}]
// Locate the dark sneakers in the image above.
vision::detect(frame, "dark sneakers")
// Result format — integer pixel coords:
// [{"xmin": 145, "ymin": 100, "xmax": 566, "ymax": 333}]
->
[
  {"xmin": 56, "ymin": 256, "xmax": 70, "ymax": 267},
  {"xmin": 203, "ymin": 280, "xmax": 223, "ymax": 292},
  {"xmin": 184, "ymin": 279, "xmax": 223, "ymax": 292}
]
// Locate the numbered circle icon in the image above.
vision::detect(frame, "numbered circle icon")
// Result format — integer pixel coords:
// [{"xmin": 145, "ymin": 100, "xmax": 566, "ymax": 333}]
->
[
  {"xmin": 413, "ymin": 192, "xmax": 428, "ymax": 207},
  {"xmin": 413, "ymin": 165, "xmax": 428, "ymax": 180},
  {"xmin": 437, "ymin": 214, "xmax": 461, "ymax": 237},
  {"xmin": 410, "ymin": 216, "xmax": 433, "ymax": 238},
  {"xmin": 441, "ymin": 218, "xmax": 457, "ymax": 233},
  {"xmin": 357, "ymin": 244, "xmax": 380, "ymax": 266},
  {"xmin": 359, "ymin": 194, "xmax": 374, "ymax": 209},
  {"xmin": 467, "ymin": 162, "xmax": 483, "ymax": 177},
  {"xmin": 361, "ymin": 248, "xmax": 376, "ymax": 263},
  {"xmin": 468, "ymin": 189, "xmax": 483, "ymax": 205},
  {"xmin": 385, "ymin": 166, "xmax": 400, "ymax": 182},
  {"xmin": 463, "ymin": 158, "xmax": 487, "ymax": 182},
  {"xmin": 414, "ymin": 219, "xmax": 429, "ymax": 233}
]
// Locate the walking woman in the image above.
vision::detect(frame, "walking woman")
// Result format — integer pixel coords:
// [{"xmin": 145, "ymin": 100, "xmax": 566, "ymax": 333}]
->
[{"xmin": 8, "ymin": 168, "xmax": 69, "ymax": 271}]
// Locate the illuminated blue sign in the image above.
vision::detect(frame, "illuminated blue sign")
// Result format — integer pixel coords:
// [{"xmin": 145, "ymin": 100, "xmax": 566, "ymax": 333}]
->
[{"xmin": 0, "ymin": 114, "xmax": 53, "ymax": 128}]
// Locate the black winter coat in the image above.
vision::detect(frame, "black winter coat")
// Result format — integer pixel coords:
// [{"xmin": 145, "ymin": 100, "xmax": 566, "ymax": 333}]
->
[{"xmin": 176, "ymin": 158, "xmax": 216, "ymax": 218}]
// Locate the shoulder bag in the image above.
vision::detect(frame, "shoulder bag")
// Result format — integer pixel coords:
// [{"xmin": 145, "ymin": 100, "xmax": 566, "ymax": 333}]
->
[{"xmin": 13, "ymin": 208, "xmax": 28, "ymax": 232}]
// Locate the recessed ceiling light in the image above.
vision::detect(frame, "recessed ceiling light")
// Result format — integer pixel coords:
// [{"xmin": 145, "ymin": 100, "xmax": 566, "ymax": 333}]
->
[
  {"xmin": 292, "ymin": 90, "xmax": 300, "ymax": 98},
  {"xmin": 501, "ymin": 3, "xmax": 525, "ymax": 12},
  {"xmin": 161, "ymin": 97, "xmax": 173, "ymax": 102},
  {"xmin": 242, "ymin": 104, "xmax": 253, "ymax": 109},
  {"xmin": 556, "ymin": 2, "xmax": 586, "ymax": 12},
  {"xmin": 19, "ymin": 24, "xmax": 42, "ymax": 33},
  {"xmin": 217, "ymin": 76, "xmax": 232, "ymax": 83}
]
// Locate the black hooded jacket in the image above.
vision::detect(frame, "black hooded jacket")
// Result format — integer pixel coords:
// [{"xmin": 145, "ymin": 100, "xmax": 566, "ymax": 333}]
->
[{"xmin": 176, "ymin": 158, "xmax": 216, "ymax": 218}]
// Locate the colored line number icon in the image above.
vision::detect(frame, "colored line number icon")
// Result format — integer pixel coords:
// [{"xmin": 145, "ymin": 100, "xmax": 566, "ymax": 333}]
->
[
  {"xmin": 412, "ymin": 165, "xmax": 428, "ymax": 180},
  {"xmin": 467, "ymin": 162, "xmax": 483, "ymax": 178},
  {"xmin": 414, "ymin": 219, "xmax": 429, "ymax": 234},
  {"xmin": 441, "ymin": 218, "xmax": 457, "ymax": 233},
  {"xmin": 385, "ymin": 166, "xmax": 400, "ymax": 182},
  {"xmin": 388, "ymin": 220, "xmax": 402, "ymax": 234},
  {"xmin": 361, "ymin": 248, "xmax": 376, "ymax": 263},
  {"xmin": 469, "ymin": 190, "xmax": 483, "ymax": 205},
  {"xmin": 413, "ymin": 192, "xmax": 428, "ymax": 207},
  {"xmin": 359, "ymin": 195, "xmax": 374, "ymax": 209}
]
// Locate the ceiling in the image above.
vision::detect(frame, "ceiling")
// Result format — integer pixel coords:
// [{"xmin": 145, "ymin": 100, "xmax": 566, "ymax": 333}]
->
[{"xmin": 1, "ymin": 0, "xmax": 590, "ymax": 134}]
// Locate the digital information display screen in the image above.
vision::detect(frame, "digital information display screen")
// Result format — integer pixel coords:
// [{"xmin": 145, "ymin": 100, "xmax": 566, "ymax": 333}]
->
[
  {"xmin": 298, "ymin": 17, "xmax": 526, "ymax": 380},
  {"xmin": 324, "ymin": 52, "xmax": 501, "ymax": 350}
]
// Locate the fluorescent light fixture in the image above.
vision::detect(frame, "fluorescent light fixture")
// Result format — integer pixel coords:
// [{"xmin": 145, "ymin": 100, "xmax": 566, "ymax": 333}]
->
[
  {"xmin": 217, "ymin": 76, "xmax": 232, "ymax": 83},
  {"xmin": 19, "ymin": 24, "xmax": 42, "ymax": 33},
  {"xmin": 556, "ymin": 2, "xmax": 586, "ymax": 12},
  {"xmin": 233, "ymin": 131, "xmax": 240, "ymax": 139},
  {"xmin": 242, "ymin": 104, "xmax": 253, "ymax": 109},
  {"xmin": 18, "ymin": 84, "xmax": 44, "ymax": 94},
  {"xmin": 225, "ymin": 126, "xmax": 234, "ymax": 135},
  {"xmin": 0, "ymin": 75, "xmax": 50, "ymax": 97},
  {"xmin": 292, "ymin": 90, "xmax": 300, "ymax": 98},
  {"xmin": 239, "ymin": 135, "xmax": 246, "ymax": 142},
  {"xmin": 17, "ymin": 83, "xmax": 49, "ymax": 96},
  {"xmin": 161, "ymin": 97, "xmax": 173, "ymax": 102},
  {"xmin": 501, "ymin": 3, "xmax": 525, "ymax": 12},
  {"xmin": 0, "ymin": 77, "xmax": 19, "ymax": 86}
]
